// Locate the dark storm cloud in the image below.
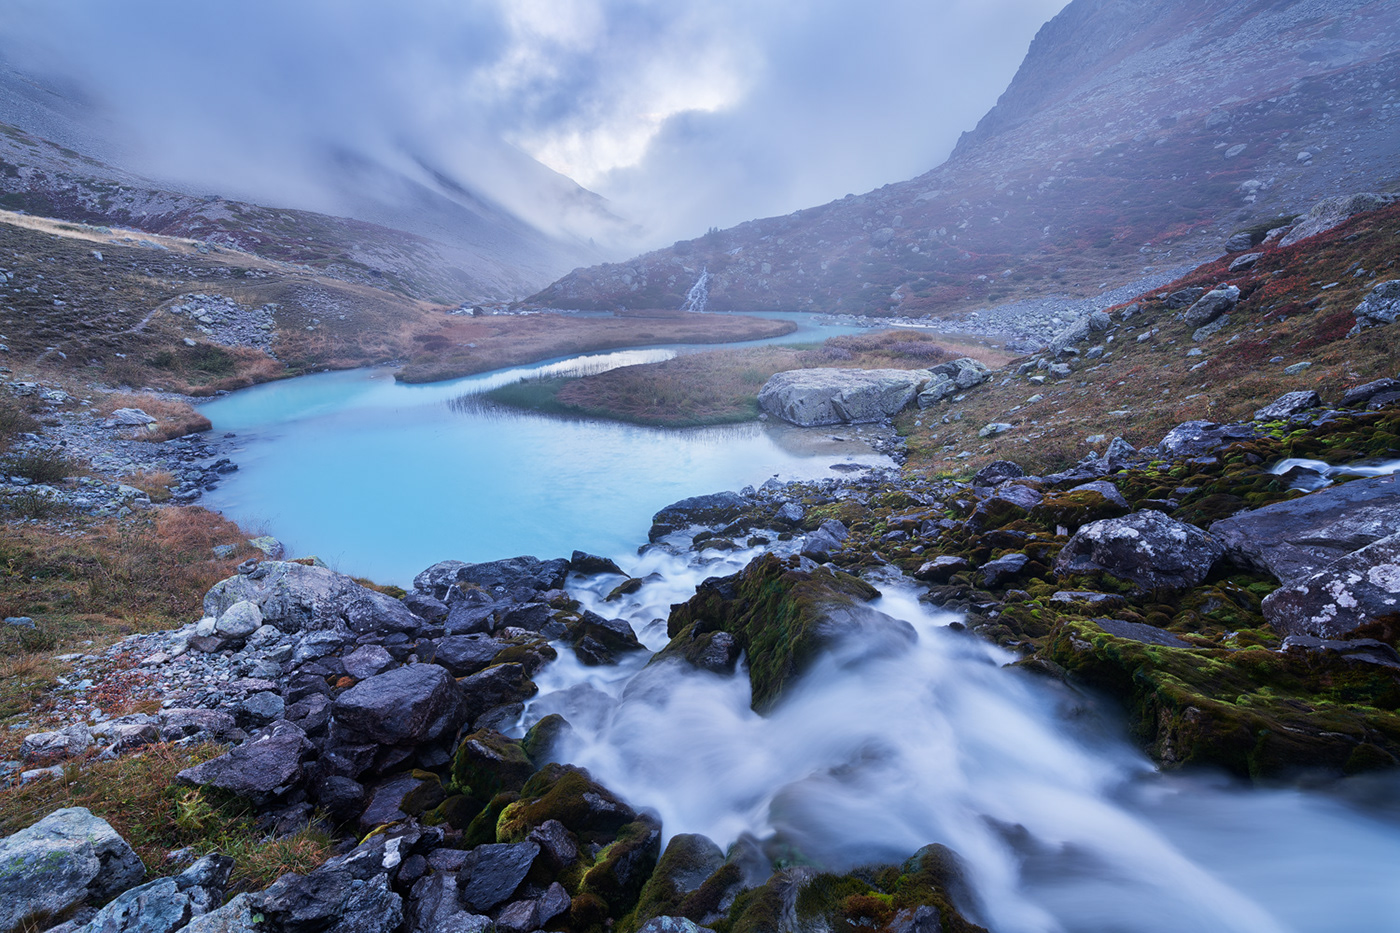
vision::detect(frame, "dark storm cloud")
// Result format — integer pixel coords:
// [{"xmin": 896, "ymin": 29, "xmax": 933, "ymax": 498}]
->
[{"xmin": 0, "ymin": 0, "xmax": 1067, "ymax": 249}]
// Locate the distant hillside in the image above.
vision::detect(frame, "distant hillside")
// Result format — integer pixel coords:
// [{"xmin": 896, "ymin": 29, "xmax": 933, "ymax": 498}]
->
[
  {"xmin": 0, "ymin": 63, "xmax": 618, "ymax": 304},
  {"xmin": 530, "ymin": 0, "xmax": 1400, "ymax": 319}
]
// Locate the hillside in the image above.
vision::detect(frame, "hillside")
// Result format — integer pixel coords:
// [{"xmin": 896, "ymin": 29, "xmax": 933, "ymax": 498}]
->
[{"xmin": 529, "ymin": 0, "xmax": 1400, "ymax": 337}]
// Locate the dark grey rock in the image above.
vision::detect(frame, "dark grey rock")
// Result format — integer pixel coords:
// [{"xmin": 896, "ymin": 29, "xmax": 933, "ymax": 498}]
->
[
  {"xmin": 313, "ymin": 775, "xmax": 366, "ymax": 824},
  {"xmin": 1349, "ymin": 280, "xmax": 1400, "ymax": 334},
  {"xmin": 650, "ymin": 491, "xmax": 752, "ymax": 540},
  {"xmin": 332, "ymin": 664, "xmax": 468, "ymax": 747},
  {"xmin": 980, "ymin": 553, "xmax": 1030, "ymax": 588},
  {"xmin": 495, "ymin": 900, "xmax": 539, "ymax": 933},
  {"xmin": 176, "ymin": 730, "xmax": 309, "ymax": 806},
  {"xmin": 914, "ymin": 555, "xmax": 970, "ymax": 583},
  {"xmin": 528, "ymin": 819, "xmax": 579, "ymax": 871},
  {"xmin": 72, "ymin": 877, "xmax": 190, "ymax": 933},
  {"xmin": 1182, "ymin": 286, "xmax": 1240, "ymax": 327},
  {"xmin": 1068, "ymin": 480, "xmax": 1130, "ymax": 510},
  {"xmin": 1342, "ymin": 377, "xmax": 1400, "ymax": 408},
  {"xmin": 570, "ymin": 551, "xmax": 625, "ymax": 576},
  {"xmin": 460, "ymin": 663, "xmax": 536, "ymax": 724},
  {"xmin": 1055, "ymin": 510, "xmax": 1223, "ymax": 594},
  {"xmin": 159, "ymin": 709, "xmax": 240, "ymax": 743},
  {"xmin": 459, "ymin": 842, "xmax": 540, "ymax": 913},
  {"xmin": 801, "ymin": 519, "xmax": 849, "ymax": 562},
  {"xmin": 1153, "ymin": 420, "xmax": 1258, "ymax": 458},
  {"xmin": 1095, "ymin": 618, "xmax": 1192, "ymax": 648},
  {"xmin": 972, "ymin": 460, "xmax": 1025, "ymax": 486},
  {"xmin": 1279, "ymin": 635, "xmax": 1400, "ymax": 670},
  {"xmin": 433, "ymin": 634, "xmax": 503, "ymax": 676},
  {"xmin": 342, "ymin": 645, "xmax": 394, "ymax": 681},
  {"xmin": 402, "ymin": 590, "xmax": 449, "ymax": 622},
  {"xmin": 204, "ymin": 561, "xmax": 421, "ymax": 637},
  {"xmin": 1209, "ymin": 474, "xmax": 1400, "ymax": 583}
]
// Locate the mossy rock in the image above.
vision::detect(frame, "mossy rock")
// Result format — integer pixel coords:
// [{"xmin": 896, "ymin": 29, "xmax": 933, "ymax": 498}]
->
[
  {"xmin": 581, "ymin": 815, "xmax": 663, "ymax": 917},
  {"xmin": 401, "ymin": 769, "xmax": 448, "ymax": 815},
  {"xmin": 496, "ymin": 763, "xmax": 637, "ymax": 844},
  {"xmin": 1042, "ymin": 620, "xmax": 1400, "ymax": 779},
  {"xmin": 1030, "ymin": 489, "xmax": 1128, "ymax": 532},
  {"xmin": 626, "ymin": 833, "xmax": 727, "ymax": 932},
  {"xmin": 663, "ymin": 553, "xmax": 882, "ymax": 712},
  {"xmin": 450, "ymin": 729, "xmax": 536, "ymax": 800},
  {"xmin": 465, "ymin": 791, "xmax": 519, "ymax": 846},
  {"xmin": 424, "ymin": 792, "xmax": 488, "ymax": 830},
  {"xmin": 523, "ymin": 713, "xmax": 575, "ymax": 764}
]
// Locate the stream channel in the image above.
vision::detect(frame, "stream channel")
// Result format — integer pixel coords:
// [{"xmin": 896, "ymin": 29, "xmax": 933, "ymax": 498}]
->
[{"xmin": 197, "ymin": 315, "xmax": 1400, "ymax": 932}]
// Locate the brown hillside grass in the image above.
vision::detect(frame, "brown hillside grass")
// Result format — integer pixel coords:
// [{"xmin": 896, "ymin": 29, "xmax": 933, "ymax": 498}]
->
[{"xmin": 95, "ymin": 393, "xmax": 212, "ymax": 440}]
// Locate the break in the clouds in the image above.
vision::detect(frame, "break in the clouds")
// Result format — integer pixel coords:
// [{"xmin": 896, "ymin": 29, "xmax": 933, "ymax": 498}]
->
[{"xmin": 0, "ymin": 0, "xmax": 1067, "ymax": 250}]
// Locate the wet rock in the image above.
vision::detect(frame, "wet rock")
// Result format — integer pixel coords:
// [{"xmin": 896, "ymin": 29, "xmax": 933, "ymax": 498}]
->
[
  {"xmin": 458, "ymin": 842, "xmax": 539, "ymax": 912},
  {"xmin": 495, "ymin": 899, "xmax": 538, "ymax": 933},
  {"xmin": 1254, "ymin": 390, "xmax": 1321, "ymax": 420},
  {"xmin": 570, "ymin": 551, "xmax": 625, "ymax": 576},
  {"xmin": 575, "ymin": 611, "xmax": 643, "ymax": 653},
  {"xmin": 407, "ymin": 872, "xmax": 489, "ymax": 933},
  {"xmin": 1279, "ymin": 635, "xmax": 1400, "ymax": 670},
  {"xmin": 497, "ymin": 763, "xmax": 636, "ymax": 843},
  {"xmin": 332, "ymin": 664, "xmax": 468, "ymax": 747},
  {"xmin": 257, "ymin": 869, "xmax": 402, "ymax": 933},
  {"xmin": 1209, "ymin": 474, "xmax": 1400, "ymax": 583},
  {"xmin": 176, "ymin": 729, "xmax": 310, "ymax": 806},
  {"xmin": 1341, "ymin": 377, "xmax": 1400, "ymax": 408},
  {"xmin": 448, "ymin": 556, "xmax": 570, "ymax": 596},
  {"xmin": 1182, "ymin": 286, "xmax": 1240, "ymax": 327},
  {"xmin": 313, "ymin": 775, "xmax": 366, "ymax": 824},
  {"xmin": 1094, "ymin": 618, "xmax": 1191, "ymax": 648},
  {"xmin": 459, "ymin": 662, "xmax": 537, "ymax": 725},
  {"xmin": 650, "ymin": 492, "xmax": 752, "ymax": 540},
  {"xmin": 357, "ymin": 773, "xmax": 431, "ymax": 831},
  {"xmin": 402, "ymin": 590, "xmax": 448, "ymax": 623},
  {"xmin": 582, "ymin": 814, "xmax": 663, "ymax": 914},
  {"xmin": 450, "ymin": 729, "xmax": 534, "ymax": 801},
  {"xmin": 1049, "ymin": 591, "xmax": 1128, "ymax": 610},
  {"xmin": 527, "ymin": 818, "xmax": 580, "ymax": 871},
  {"xmin": 0, "ymin": 807, "xmax": 145, "ymax": 933},
  {"xmin": 179, "ymin": 894, "xmax": 259, "ymax": 933},
  {"xmin": 1262, "ymin": 532, "xmax": 1400, "ymax": 638},
  {"xmin": 914, "ymin": 555, "xmax": 970, "ymax": 583},
  {"xmin": 1055, "ymin": 510, "xmax": 1223, "ymax": 594},
  {"xmin": 631, "ymin": 833, "xmax": 726, "ymax": 929},
  {"xmin": 1350, "ymin": 279, "xmax": 1400, "ymax": 334},
  {"xmin": 800, "ymin": 519, "xmax": 849, "ymax": 562},
  {"xmin": 757, "ymin": 368, "xmax": 927, "ymax": 426}
]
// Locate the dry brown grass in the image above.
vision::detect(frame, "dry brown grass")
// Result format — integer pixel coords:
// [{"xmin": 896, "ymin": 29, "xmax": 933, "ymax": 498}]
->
[
  {"xmin": 0, "ymin": 742, "xmax": 333, "ymax": 893},
  {"xmin": 395, "ymin": 310, "xmax": 798, "ymax": 383},
  {"xmin": 120, "ymin": 470, "xmax": 176, "ymax": 503},
  {"xmin": 95, "ymin": 393, "xmax": 212, "ymax": 440}
]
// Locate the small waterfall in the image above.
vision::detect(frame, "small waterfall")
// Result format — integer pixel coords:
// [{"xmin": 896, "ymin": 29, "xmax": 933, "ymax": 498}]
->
[{"xmin": 682, "ymin": 266, "xmax": 709, "ymax": 313}]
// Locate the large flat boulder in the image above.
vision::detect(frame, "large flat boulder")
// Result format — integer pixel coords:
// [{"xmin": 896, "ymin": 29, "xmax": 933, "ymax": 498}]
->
[
  {"xmin": 204, "ymin": 562, "xmax": 421, "ymax": 636},
  {"xmin": 0, "ymin": 807, "xmax": 145, "ymax": 932},
  {"xmin": 177, "ymin": 729, "xmax": 311, "ymax": 806},
  {"xmin": 1209, "ymin": 473, "xmax": 1400, "ymax": 583},
  {"xmin": 1262, "ymin": 532, "xmax": 1400, "ymax": 637},
  {"xmin": 757, "ymin": 368, "xmax": 927, "ymax": 426},
  {"xmin": 413, "ymin": 557, "xmax": 569, "ymax": 600}
]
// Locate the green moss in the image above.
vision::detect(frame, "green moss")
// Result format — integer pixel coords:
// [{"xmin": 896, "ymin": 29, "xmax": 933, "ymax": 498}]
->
[
  {"xmin": 1030, "ymin": 489, "xmax": 1128, "ymax": 531},
  {"xmin": 625, "ymin": 833, "xmax": 727, "ymax": 932},
  {"xmin": 449, "ymin": 729, "xmax": 535, "ymax": 800},
  {"xmin": 581, "ymin": 817, "xmax": 662, "ymax": 916},
  {"xmin": 661, "ymin": 553, "xmax": 881, "ymax": 712},
  {"xmin": 496, "ymin": 763, "xmax": 635, "ymax": 844}
]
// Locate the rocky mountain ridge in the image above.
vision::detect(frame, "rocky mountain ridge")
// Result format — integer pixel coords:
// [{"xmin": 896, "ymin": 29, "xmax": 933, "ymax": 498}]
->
[{"xmin": 529, "ymin": 0, "xmax": 1400, "ymax": 337}]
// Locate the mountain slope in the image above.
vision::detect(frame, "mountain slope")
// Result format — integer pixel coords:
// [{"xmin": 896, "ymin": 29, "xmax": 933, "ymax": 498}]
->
[{"xmin": 529, "ymin": 0, "xmax": 1400, "ymax": 326}]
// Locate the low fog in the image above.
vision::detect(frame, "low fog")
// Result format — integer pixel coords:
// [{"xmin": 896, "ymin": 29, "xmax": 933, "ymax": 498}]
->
[{"xmin": 0, "ymin": 0, "xmax": 1067, "ymax": 252}]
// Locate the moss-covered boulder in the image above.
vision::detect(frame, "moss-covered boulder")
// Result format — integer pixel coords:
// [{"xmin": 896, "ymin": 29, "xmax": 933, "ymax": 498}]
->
[
  {"xmin": 582, "ymin": 815, "xmax": 663, "ymax": 916},
  {"xmin": 522, "ymin": 713, "xmax": 575, "ymax": 763},
  {"xmin": 449, "ymin": 729, "xmax": 535, "ymax": 800},
  {"xmin": 496, "ymin": 763, "xmax": 638, "ymax": 844},
  {"xmin": 1042, "ymin": 619, "xmax": 1400, "ymax": 778},
  {"xmin": 626, "ymin": 833, "xmax": 731, "ymax": 932},
  {"xmin": 661, "ymin": 553, "xmax": 900, "ymax": 712}
]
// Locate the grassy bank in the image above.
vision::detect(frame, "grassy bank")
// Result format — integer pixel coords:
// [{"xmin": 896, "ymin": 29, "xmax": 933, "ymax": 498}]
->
[
  {"xmin": 485, "ymin": 330, "xmax": 1011, "ymax": 427},
  {"xmin": 394, "ymin": 310, "xmax": 798, "ymax": 383}
]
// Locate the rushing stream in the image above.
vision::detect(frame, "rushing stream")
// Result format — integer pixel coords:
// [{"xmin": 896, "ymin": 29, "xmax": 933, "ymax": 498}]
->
[{"xmin": 197, "ymin": 333, "xmax": 1400, "ymax": 932}]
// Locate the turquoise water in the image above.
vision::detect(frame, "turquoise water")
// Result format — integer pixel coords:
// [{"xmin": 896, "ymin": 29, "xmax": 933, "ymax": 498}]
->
[{"xmin": 198, "ymin": 318, "xmax": 887, "ymax": 585}]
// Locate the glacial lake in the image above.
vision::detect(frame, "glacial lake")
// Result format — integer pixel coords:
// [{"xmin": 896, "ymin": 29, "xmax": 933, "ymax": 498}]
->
[{"xmin": 198, "ymin": 313, "xmax": 885, "ymax": 584}]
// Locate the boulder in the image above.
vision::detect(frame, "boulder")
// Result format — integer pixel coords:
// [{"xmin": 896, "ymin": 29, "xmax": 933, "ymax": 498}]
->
[
  {"xmin": 1152, "ymin": 420, "xmax": 1258, "ymax": 458},
  {"xmin": 928, "ymin": 357, "xmax": 991, "ymax": 389},
  {"xmin": 570, "ymin": 551, "xmax": 625, "ymax": 576},
  {"xmin": 105, "ymin": 408, "xmax": 156, "ymax": 427},
  {"xmin": 257, "ymin": 870, "xmax": 402, "ymax": 933},
  {"xmin": 1279, "ymin": 193, "xmax": 1398, "ymax": 248},
  {"xmin": 913, "ymin": 555, "xmax": 969, "ymax": 583},
  {"xmin": 458, "ymin": 842, "xmax": 540, "ymax": 912},
  {"xmin": 1261, "ymin": 532, "xmax": 1400, "ymax": 637},
  {"xmin": 204, "ymin": 562, "xmax": 421, "ymax": 636},
  {"xmin": 1342, "ymin": 377, "xmax": 1400, "ymax": 408},
  {"xmin": 1209, "ymin": 474, "xmax": 1400, "ymax": 583},
  {"xmin": 1094, "ymin": 618, "xmax": 1191, "ymax": 648},
  {"xmin": 450, "ymin": 729, "xmax": 535, "ymax": 800},
  {"xmin": 180, "ymin": 894, "xmax": 259, "ymax": 933},
  {"xmin": 342, "ymin": 644, "xmax": 394, "ymax": 680},
  {"xmin": 1349, "ymin": 280, "xmax": 1400, "ymax": 334},
  {"xmin": 69, "ymin": 859, "xmax": 232, "ymax": 933},
  {"xmin": 0, "ymin": 807, "xmax": 145, "ymax": 932},
  {"xmin": 800, "ymin": 519, "xmax": 849, "ymax": 562},
  {"xmin": 1163, "ymin": 287, "xmax": 1205, "ymax": 309},
  {"xmin": 177, "ymin": 730, "xmax": 310, "ymax": 806},
  {"xmin": 213, "ymin": 600, "xmax": 262, "ymax": 638},
  {"xmin": 650, "ymin": 492, "xmax": 752, "ymax": 540},
  {"xmin": 459, "ymin": 663, "xmax": 537, "ymax": 724},
  {"xmin": 20, "ymin": 723, "xmax": 93, "ymax": 764},
  {"xmin": 980, "ymin": 553, "xmax": 1030, "ymax": 588},
  {"xmin": 631, "ymin": 834, "xmax": 726, "ymax": 930},
  {"xmin": 1055, "ymin": 510, "xmax": 1223, "ymax": 594},
  {"xmin": 332, "ymin": 665, "xmax": 469, "ymax": 747},
  {"xmin": 432, "ymin": 634, "xmax": 503, "ymax": 677},
  {"xmin": 1181, "ymin": 286, "xmax": 1240, "ymax": 328},
  {"xmin": 971, "ymin": 460, "xmax": 1024, "ymax": 486},
  {"xmin": 1254, "ymin": 390, "xmax": 1321, "ymax": 420},
  {"xmin": 756, "ymin": 368, "xmax": 926, "ymax": 426}
]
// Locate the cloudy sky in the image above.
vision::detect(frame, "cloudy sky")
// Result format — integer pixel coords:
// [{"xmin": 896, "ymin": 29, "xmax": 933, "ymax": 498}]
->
[{"xmin": 1, "ymin": 0, "xmax": 1067, "ymax": 251}]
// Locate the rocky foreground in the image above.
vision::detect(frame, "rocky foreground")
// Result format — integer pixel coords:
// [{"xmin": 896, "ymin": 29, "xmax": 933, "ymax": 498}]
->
[{"xmin": 2, "ymin": 365, "xmax": 1399, "ymax": 933}]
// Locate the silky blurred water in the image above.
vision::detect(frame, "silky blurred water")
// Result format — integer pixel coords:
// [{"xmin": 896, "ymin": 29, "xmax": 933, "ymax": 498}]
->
[{"xmin": 524, "ymin": 547, "xmax": 1400, "ymax": 933}]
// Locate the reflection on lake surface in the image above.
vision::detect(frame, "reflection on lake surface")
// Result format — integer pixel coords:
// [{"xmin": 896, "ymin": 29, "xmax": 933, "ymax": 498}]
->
[{"xmin": 199, "ymin": 344, "xmax": 889, "ymax": 584}]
